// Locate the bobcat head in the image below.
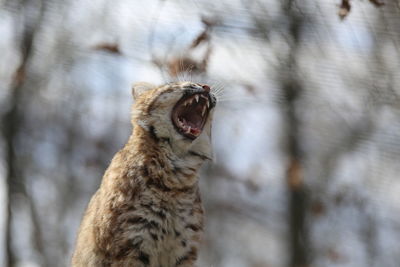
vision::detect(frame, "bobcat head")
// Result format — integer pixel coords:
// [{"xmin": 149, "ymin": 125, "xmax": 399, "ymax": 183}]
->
[{"xmin": 131, "ymin": 81, "xmax": 217, "ymax": 160}]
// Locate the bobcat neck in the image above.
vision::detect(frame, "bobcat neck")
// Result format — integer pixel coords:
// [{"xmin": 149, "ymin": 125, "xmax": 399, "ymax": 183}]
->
[{"xmin": 122, "ymin": 123, "xmax": 204, "ymax": 191}]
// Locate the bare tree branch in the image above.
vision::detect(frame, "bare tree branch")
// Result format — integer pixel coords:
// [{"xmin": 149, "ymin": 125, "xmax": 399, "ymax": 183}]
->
[
  {"xmin": 281, "ymin": 1, "xmax": 310, "ymax": 266},
  {"xmin": 1, "ymin": 0, "xmax": 47, "ymax": 266}
]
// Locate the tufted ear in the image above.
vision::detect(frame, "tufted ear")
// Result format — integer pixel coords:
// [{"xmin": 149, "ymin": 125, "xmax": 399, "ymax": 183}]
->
[{"xmin": 132, "ymin": 82, "xmax": 156, "ymax": 100}]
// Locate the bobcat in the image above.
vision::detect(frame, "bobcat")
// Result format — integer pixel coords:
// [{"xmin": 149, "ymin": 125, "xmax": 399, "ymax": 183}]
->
[{"xmin": 72, "ymin": 81, "xmax": 217, "ymax": 267}]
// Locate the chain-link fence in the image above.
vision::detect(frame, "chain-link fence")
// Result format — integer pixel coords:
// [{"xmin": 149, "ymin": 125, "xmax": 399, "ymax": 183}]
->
[{"xmin": 1, "ymin": 0, "xmax": 400, "ymax": 266}]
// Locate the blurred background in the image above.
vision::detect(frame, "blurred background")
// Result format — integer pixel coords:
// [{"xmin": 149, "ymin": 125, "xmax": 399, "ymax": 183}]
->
[{"xmin": 1, "ymin": 0, "xmax": 400, "ymax": 266}]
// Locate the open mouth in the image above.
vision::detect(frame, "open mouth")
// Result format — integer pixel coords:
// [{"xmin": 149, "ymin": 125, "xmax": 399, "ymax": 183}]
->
[{"xmin": 172, "ymin": 92, "xmax": 212, "ymax": 140}]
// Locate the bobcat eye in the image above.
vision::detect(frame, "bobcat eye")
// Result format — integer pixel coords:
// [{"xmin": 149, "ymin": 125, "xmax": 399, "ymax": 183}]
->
[{"xmin": 171, "ymin": 91, "xmax": 213, "ymax": 140}]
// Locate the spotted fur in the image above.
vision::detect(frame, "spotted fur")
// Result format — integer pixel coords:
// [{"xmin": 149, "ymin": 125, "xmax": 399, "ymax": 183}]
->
[{"xmin": 72, "ymin": 82, "xmax": 216, "ymax": 267}]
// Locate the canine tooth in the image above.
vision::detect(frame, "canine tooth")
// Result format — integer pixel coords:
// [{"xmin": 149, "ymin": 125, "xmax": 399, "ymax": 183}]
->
[
  {"xmin": 202, "ymin": 106, "xmax": 206, "ymax": 116},
  {"xmin": 206, "ymin": 100, "xmax": 210, "ymax": 108},
  {"xmin": 186, "ymin": 126, "xmax": 191, "ymax": 134},
  {"xmin": 195, "ymin": 95, "xmax": 199, "ymax": 103}
]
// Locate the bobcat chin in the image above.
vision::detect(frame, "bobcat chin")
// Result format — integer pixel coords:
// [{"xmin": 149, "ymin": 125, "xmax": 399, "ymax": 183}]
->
[{"xmin": 72, "ymin": 82, "xmax": 216, "ymax": 267}]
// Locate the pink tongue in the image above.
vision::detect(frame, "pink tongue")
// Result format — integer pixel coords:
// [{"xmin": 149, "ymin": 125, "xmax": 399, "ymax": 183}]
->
[
  {"xmin": 180, "ymin": 118, "xmax": 201, "ymax": 135},
  {"xmin": 190, "ymin": 128, "xmax": 201, "ymax": 135}
]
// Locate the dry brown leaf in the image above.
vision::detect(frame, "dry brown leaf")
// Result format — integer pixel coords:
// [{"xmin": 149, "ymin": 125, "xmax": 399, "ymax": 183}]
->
[
  {"xmin": 287, "ymin": 158, "xmax": 303, "ymax": 189},
  {"xmin": 190, "ymin": 31, "xmax": 209, "ymax": 49},
  {"xmin": 369, "ymin": 0, "xmax": 385, "ymax": 7},
  {"xmin": 92, "ymin": 43, "xmax": 121, "ymax": 54},
  {"xmin": 310, "ymin": 201, "xmax": 325, "ymax": 216},
  {"xmin": 338, "ymin": 0, "xmax": 351, "ymax": 20}
]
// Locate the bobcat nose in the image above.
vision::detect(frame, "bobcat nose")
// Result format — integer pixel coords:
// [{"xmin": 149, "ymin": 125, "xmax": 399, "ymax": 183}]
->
[{"xmin": 202, "ymin": 84, "xmax": 210, "ymax": 92}]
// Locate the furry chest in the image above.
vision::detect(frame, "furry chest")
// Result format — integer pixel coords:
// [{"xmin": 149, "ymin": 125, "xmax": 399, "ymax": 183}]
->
[{"xmin": 136, "ymin": 192, "xmax": 204, "ymax": 266}]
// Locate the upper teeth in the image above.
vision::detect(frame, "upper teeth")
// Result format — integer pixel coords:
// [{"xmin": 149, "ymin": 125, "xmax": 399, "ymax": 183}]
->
[
  {"xmin": 181, "ymin": 94, "xmax": 210, "ymax": 118},
  {"xmin": 184, "ymin": 98, "xmax": 192, "ymax": 106}
]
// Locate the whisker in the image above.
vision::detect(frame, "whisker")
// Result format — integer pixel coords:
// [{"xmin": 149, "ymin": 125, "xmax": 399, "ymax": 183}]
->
[
  {"xmin": 212, "ymin": 80, "xmax": 224, "ymax": 90},
  {"xmin": 215, "ymin": 96, "xmax": 268, "ymax": 103},
  {"xmin": 210, "ymin": 81, "xmax": 225, "ymax": 97},
  {"xmin": 190, "ymin": 65, "xmax": 195, "ymax": 82},
  {"xmin": 216, "ymin": 101, "xmax": 271, "ymax": 109},
  {"xmin": 175, "ymin": 58, "xmax": 182, "ymax": 82},
  {"xmin": 212, "ymin": 89, "xmax": 222, "ymax": 97},
  {"xmin": 217, "ymin": 99, "xmax": 255, "ymax": 103},
  {"xmin": 214, "ymin": 90, "xmax": 236, "ymax": 99},
  {"xmin": 179, "ymin": 57, "xmax": 188, "ymax": 82},
  {"xmin": 212, "ymin": 85, "xmax": 224, "ymax": 95}
]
